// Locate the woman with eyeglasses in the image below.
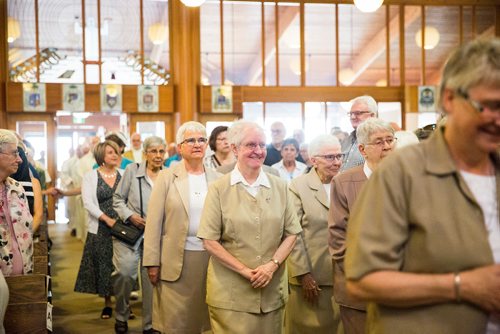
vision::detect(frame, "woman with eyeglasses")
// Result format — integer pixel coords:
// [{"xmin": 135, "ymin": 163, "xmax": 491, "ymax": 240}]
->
[
  {"xmin": 344, "ymin": 38, "xmax": 500, "ymax": 333},
  {"xmin": 0, "ymin": 129, "xmax": 33, "ymax": 278},
  {"xmin": 328, "ymin": 118, "xmax": 395, "ymax": 333},
  {"xmin": 285, "ymin": 134, "xmax": 343, "ymax": 334},
  {"xmin": 197, "ymin": 120, "xmax": 302, "ymax": 334},
  {"xmin": 112, "ymin": 136, "xmax": 166, "ymax": 334},
  {"xmin": 204, "ymin": 125, "xmax": 236, "ymax": 170},
  {"xmin": 143, "ymin": 122, "xmax": 219, "ymax": 334}
]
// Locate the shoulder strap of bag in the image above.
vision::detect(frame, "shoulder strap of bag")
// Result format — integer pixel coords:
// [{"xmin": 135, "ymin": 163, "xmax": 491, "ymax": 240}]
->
[{"xmin": 137, "ymin": 163, "xmax": 144, "ymax": 218}]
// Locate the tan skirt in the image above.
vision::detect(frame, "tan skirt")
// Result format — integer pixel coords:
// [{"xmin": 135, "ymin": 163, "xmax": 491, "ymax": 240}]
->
[
  {"xmin": 285, "ymin": 285, "xmax": 341, "ymax": 334},
  {"xmin": 209, "ymin": 306, "xmax": 284, "ymax": 334},
  {"xmin": 152, "ymin": 250, "xmax": 211, "ymax": 334}
]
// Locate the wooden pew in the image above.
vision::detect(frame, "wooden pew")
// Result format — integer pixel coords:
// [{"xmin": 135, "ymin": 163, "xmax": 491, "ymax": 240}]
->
[{"xmin": 4, "ymin": 274, "xmax": 49, "ymax": 333}]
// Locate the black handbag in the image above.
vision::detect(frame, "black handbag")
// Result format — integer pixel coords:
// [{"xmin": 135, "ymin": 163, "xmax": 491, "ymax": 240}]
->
[
  {"xmin": 111, "ymin": 219, "xmax": 142, "ymax": 246},
  {"xmin": 111, "ymin": 167, "xmax": 144, "ymax": 246}
]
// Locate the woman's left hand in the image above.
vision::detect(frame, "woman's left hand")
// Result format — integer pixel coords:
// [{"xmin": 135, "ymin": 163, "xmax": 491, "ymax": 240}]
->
[{"xmin": 250, "ymin": 262, "xmax": 276, "ymax": 289}]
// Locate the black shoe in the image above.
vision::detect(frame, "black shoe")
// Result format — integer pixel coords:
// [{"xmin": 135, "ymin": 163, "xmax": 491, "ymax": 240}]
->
[
  {"xmin": 143, "ymin": 329, "xmax": 160, "ymax": 334},
  {"xmin": 70, "ymin": 229, "xmax": 76, "ymax": 237},
  {"xmin": 115, "ymin": 320, "xmax": 128, "ymax": 333}
]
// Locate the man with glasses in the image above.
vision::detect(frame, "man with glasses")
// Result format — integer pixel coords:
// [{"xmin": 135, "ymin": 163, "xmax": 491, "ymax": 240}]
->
[
  {"xmin": 340, "ymin": 95, "xmax": 378, "ymax": 172},
  {"xmin": 328, "ymin": 118, "xmax": 395, "ymax": 333}
]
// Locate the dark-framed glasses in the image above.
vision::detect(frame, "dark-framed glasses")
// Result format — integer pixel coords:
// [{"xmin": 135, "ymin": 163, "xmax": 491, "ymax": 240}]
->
[
  {"xmin": 457, "ymin": 90, "xmax": 500, "ymax": 114},
  {"xmin": 181, "ymin": 137, "xmax": 208, "ymax": 146},
  {"xmin": 315, "ymin": 153, "xmax": 344, "ymax": 161},
  {"xmin": 365, "ymin": 137, "xmax": 397, "ymax": 147}
]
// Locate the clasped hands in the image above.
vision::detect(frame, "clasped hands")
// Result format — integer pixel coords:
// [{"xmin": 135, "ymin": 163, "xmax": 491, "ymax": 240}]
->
[{"xmin": 241, "ymin": 261, "xmax": 278, "ymax": 289}]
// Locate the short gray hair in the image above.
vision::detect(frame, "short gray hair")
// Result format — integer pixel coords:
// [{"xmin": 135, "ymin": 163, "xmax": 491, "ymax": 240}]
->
[
  {"xmin": 176, "ymin": 121, "xmax": 206, "ymax": 145},
  {"xmin": 143, "ymin": 136, "xmax": 166, "ymax": 151},
  {"xmin": 350, "ymin": 95, "xmax": 378, "ymax": 117},
  {"xmin": 227, "ymin": 120, "xmax": 266, "ymax": 147},
  {"xmin": 438, "ymin": 38, "xmax": 500, "ymax": 108},
  {"xmin": 0, "ymin": 129, "xmax": 18, "ymax": 151},
  {"xmin": 308, "ymin": 135, "xmax": 341, "ymax": 157},
  {"xmin": 357, "ymin": 118, "xmax": 394, "ymax": 145}
]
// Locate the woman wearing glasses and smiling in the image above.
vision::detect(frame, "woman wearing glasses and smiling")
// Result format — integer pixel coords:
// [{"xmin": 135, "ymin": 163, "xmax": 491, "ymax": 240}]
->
[
  {"xmin": 143, "ymin": 122, "xmax": 219, "ymax": 334},
  {"xmin": 285, "ymin": 134, "xmax": 343, "ymax": 334},
  {"xmin": 112, "ymin": 136, "xmax": 166, "ymax": 334},
  {"xmin": 197, "ymin": 120, "xmax": 302, "ymax": 334}
]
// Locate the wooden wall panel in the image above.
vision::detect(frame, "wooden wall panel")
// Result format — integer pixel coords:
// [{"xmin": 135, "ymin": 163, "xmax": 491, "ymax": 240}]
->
[
  {"xmin": 85, "ymin": 84, "xmax": 101, "ymax": 112},
  {"xmin": 6, "ymin": 83, "xmax": 23, "ymax": 112},
  {"xmin": 243, "ymin": 86, "xmax": 402, "ymax": 103},
  {"xmin": 159, "ymin": 85, "xmax": 174, "ymax": 113},
  {"xmin": 122, "ymin": 85, "xmax": 138, "ymax": 113},
  {"xmin": 46, "ymin": 83, "xmax": 62, "ymax": 111},
  {"xmin": 404, "ymin": 86, "xmax": 419, "ymax": 113}
]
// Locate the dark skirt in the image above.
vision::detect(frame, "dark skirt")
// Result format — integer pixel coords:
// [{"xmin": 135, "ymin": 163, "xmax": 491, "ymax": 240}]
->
[{"xmin": 74, "ymin": 221, "xmax": 114, "ymax": 296}]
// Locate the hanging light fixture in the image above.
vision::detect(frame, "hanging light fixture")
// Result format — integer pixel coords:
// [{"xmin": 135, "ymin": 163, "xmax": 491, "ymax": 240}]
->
[
  {"xmin": 148, "ymin": 23, "xmax": 167, "ymax": 45},
  {"xmin": 415, "ymin": 26, "xmax": 440, "ymax": 50},
  {"xmin": 180, "ymin": 0, "xmax": 206, "ymax": 7},
  {"xmin": 375, "ymin": 79, "xmax": 387, "ymax": 87},
  {"xmin": 339, "ymin": 68, "xmax": 355, "ymax": 86},
  {"xmin": 7, "ymin": 17, "xmax": 21, "ymax": 43},
  {"xmin": 354, "ymin": 0, "xmax": 384, "ymax": 13}
]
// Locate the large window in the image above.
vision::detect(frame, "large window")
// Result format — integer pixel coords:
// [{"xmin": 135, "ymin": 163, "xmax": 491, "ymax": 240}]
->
[{"xmin": 7, "ymin": 0, "xmax": 170, "ymax": 85}]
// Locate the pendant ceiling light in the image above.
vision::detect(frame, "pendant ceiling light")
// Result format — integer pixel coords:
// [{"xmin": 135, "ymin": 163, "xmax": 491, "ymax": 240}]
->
[
  {"xmin": 180, "ymin": 0, "xmax": 206, "ymax": 7},
  {"xmin": 7, "ymin": 17, "xmax": 21, "ymax": 43},
  {"xmin": 415, "ymin": 26, "xmax": 440, "ymax": 50},
  {"xmin": 148, "ymin": 23, "xmax": 167, "ymax": 45},
  {"xmin": 354, "ymin": 0, "xmax": 384, "ymax": 13},
  {"xmin": 339, "ymin": 68, "xmax": 355, "ymax": 86}
]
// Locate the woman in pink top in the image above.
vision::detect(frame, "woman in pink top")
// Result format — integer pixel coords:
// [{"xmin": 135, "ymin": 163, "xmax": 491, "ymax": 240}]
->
[{"xmin": 0, "ymin": 129, "xmax": 33, "ymax": 277}]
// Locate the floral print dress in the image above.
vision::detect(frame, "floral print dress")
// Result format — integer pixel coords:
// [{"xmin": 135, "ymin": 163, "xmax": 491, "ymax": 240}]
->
[{"xmin": 0, "ymin": 177, "xmax": 33, "ymax": 276}]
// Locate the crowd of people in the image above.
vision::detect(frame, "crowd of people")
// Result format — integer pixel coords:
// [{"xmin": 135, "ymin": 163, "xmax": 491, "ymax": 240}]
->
[{"xmin": 0, "ymin": 38, "xmax": 498, "ymax": 334}]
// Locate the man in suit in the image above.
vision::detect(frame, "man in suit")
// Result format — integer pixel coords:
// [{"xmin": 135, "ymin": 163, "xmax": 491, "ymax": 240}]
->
[{"xmin": 328, "ymin": 118, "xmax": 395, "ymax": 333}]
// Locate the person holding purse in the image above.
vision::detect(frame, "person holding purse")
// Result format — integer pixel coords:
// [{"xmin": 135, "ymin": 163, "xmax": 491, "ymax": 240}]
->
[{"xmin": 112, "ymin": 136, "xmax": 167, "ymax": 334}]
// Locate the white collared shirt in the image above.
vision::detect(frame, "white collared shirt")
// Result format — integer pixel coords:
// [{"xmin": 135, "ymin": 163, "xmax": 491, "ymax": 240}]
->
[
  {"xmin": 363, "ymin": 162, "xmax": 373, "ymax": 179},
  {"xmin": 230, "ymin": 164, "xmax": 270, "ymax": 197},
  {"xmin": 271, "ymin": 159, "xmax": 308, "ymax": 182}
]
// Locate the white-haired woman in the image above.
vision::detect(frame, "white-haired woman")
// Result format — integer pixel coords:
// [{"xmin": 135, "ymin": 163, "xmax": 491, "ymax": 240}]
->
[
  {"xmin": 0, "ymin": 129, "xmax": 33, "ymax": 277},
  {"xmin": 197, "ymin": 120, "xmax": 302, "ymax": 334},
  {"xmin": 286, "ymin": 134, "xmax": 343, "ymax": 334},
  {"xmin": 143, "ymin": 122, "xmax": 219, "ymax": 334},
  {"xmin": 112, "ymin": 136, "xmax": 167, "ymax": 334}
]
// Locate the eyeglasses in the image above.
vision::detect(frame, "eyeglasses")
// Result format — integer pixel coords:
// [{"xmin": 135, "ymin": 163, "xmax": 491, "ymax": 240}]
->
[
  {"xmin": 241, "ymin": 142, "xmax": 266, "ymax": 150},
  {"xmin": 347, "ymin": 111, "xmax": 372, "ymax": 118},
  {"xmin": 365, "ymin": 137, "xmax": 397, "ymax": 147},
  {"xmin": 315, "ymin": 154, "xmax": 344, "ymax": 161},
  {"xmin": 0, "ymin": 149, "xmax": 20, "ymax": 158},
  {"xmin": 147, "ymin": 149, "xmax": 166, "ymax": 155},
  {"xmin": 181, "ymin": 137, "xmax": 208, "ymax": 146},
  {"xmin": 216, "ymin": 137, "xmax": 228, "ymax": 142},
  {"xmin": 457, "ymin": 90, "xmax": 500, "ymax": 114}
]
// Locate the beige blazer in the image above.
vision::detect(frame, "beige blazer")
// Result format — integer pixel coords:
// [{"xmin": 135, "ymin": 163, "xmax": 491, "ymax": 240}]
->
[
  {"xmin": 197, "ymin": 173, "xmax": 302, "ymax": 313},
  {"xmin": 287, "ymin": 168, "xmax": 333, "ymax": 287},
  {"xmin": 328, "ymin": 165, "xmax": 367, "ymax": 309},
  {"xmin": 143, "ymin": 162, "xmax": 220, "ymax": 282}
]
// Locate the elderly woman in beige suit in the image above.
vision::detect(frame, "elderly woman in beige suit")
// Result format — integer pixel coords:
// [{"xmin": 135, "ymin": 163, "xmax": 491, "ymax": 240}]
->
[
  {"xmin": 143, "ymin": 121, "xmax": 219, "ymax": 334},
  {"xmin": 197, "ymin": 120, "xmax": 302, "ymax": 334},
  {"xmin": 286, "ymin": 135, "xmax": 343, "ymax": 334}
]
